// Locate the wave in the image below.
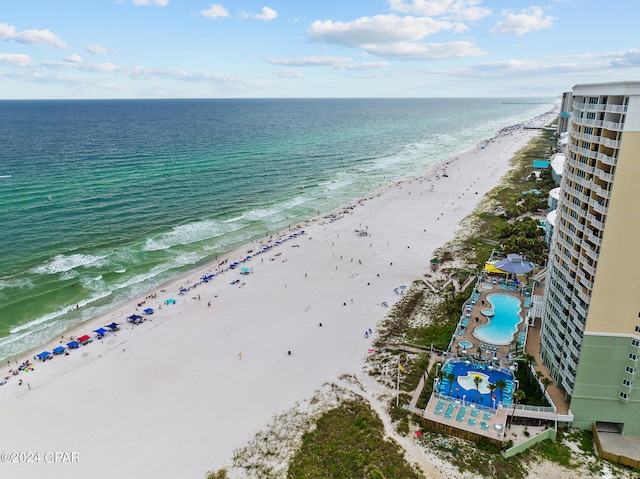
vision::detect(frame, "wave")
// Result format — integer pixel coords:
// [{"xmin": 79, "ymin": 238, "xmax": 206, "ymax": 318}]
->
[
  {"xmin": 30, "ymin": 253, "xmax": 109, "ymax": 275},
  {"xmin": 143, "ymin": 219, "xmax": 247, "ymax": 252},
  {"xmin": 0, "ymin": 277, "xmax": 33, "ymax": 291},
  {"xmin": 243, "ymin": 196, "xmax": 310, "ymax": 222}
]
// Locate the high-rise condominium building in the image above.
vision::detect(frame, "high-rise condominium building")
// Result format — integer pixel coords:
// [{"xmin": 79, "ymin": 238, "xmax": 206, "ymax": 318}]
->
[{"xmin": 540, "ymin": 81, "xmax": 640, "ymax": 434}]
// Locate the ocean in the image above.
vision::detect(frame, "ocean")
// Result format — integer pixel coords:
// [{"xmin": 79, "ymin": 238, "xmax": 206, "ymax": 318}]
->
[{"xmin": 0, "ymin": 98, "xmax": 555, "ymax": 361}]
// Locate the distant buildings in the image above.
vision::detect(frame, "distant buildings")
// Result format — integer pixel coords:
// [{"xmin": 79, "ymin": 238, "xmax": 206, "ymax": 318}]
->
[
  {"xmin": 556, "ymin": 91, "xmax": 573, "ymax": 135},
  {"xmin": 540, "ymin": 81, "xmax": 640, "ymax": 435}
]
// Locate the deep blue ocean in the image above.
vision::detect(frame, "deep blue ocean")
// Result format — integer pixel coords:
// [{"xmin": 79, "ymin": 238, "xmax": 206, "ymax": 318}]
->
[{"xmin": 0, "ymin": 98, "xmax": 555, "ymax": 360}]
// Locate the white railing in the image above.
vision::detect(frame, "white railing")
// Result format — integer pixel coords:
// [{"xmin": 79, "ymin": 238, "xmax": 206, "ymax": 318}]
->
[
  {"xmin": 597, "ymin": 152, "xmax": 617, "ymax": 166},
  {"xmin": 600, "ymin": 136, "xmax": 621, "ymax": 149},
  {"xmin": 571, "ymin": 116, "xmax": 603, "ymax": 128},
  {"xmin": 603, "ymin": 120, "xmax": 624, "ymax": 131}
]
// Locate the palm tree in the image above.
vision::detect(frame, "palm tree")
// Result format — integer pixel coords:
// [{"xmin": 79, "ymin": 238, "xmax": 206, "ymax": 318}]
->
[
  {"xmin": 524, "ymin": 354, "xmax": 535, "ymax": 381},
  {"xmin": 445, "ymin": 372, "xmax": 456, "ymax": 397},
  {"xmin": 488, "ymin": 382, "xmax": 497, "ymax": 395},
  {"xmin": 541, "ymin": 377, "xmax": 553, "ymax": 392},
  {"xmin": 495, "ymin": 379, "xmax": 507, "ymax": 404},
  {"xmin": 511, "ymin": 339, "xmax": 520, "ymax": 358},
  {"xmin": 473, "ymin": 374, "xmax": 483, "ymax": 404},
  {"xmin": 510, "ymin": 389, "xmax": 527, "ymax": 428}
]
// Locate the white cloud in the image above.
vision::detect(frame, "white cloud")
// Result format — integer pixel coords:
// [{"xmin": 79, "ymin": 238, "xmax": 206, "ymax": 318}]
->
[
  {"xmin": 266, "ymin": 56, "xmax": 353, "ymax": 67},
  {"xmin": 276, "ymin": 69, "xmax": 304, "ymax": 78},
  {"xmin": 0, "ymin": 23, "xmax": 68, "ymax": 48},
  {"xmin": 266, "ymin": 55, "xmax": 389, "ymax": 71},
  {"xmin": 388, "ymin": 0, "xmax": 492, "ymax": 22},
  {"xmin": 308, "ymin": 15, "xmax": 455, "ymax": 47},
  {"xmin": 86, "ymin": 44, "xmax": 114, "ymax": 55},
  {"xmin": 200, "ymin": 4, "xmax": 229, "ymax": 19},
  {"xmin": 491, "ymin": 6, "xmax": 555, "ymax": 35},
  {"xmin": 63, "ymin": 54, "xmax": 83, "ymax": 64},
  {"xmin": 132, "ymin": 0, "xmax": 169, "ymax": 6},
  {"xmin": 366, "ymin": 41, "xmax": 484, "ymax": 60},
  {"xmin": 0, "ymin": 53, "xmax": 34, "ymax": 68},
  {"xmin": 254, "ymin": 7, "xmax": 278, "ymax": 21},
  {"xmin": 307, "ymin": 15, "xmax": 484, "ymax": 61}
]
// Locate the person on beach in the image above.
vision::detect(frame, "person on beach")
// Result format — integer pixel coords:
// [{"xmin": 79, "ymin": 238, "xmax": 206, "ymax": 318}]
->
[{"xmin": 238, "ymin": 352, "xmax": 242, "ymax": 359}]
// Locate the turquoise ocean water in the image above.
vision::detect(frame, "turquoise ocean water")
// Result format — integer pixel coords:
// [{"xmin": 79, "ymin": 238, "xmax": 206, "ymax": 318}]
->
[{"xmin": 0, "ymin": 98, "xmax": 554, "ymax": 361}]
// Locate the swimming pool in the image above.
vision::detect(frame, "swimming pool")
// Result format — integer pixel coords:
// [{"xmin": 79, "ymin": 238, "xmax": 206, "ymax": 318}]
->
[
  {"xmin": 438, "ymin": 359, "xmax": 514, "ymax": 408},
  {"xmin": 473, "ymin": 294, "xmax": 522, "ymax": 345},
  {"xmin": 458, "ymin": 340, "xmax": 473, "ymax": 349}
]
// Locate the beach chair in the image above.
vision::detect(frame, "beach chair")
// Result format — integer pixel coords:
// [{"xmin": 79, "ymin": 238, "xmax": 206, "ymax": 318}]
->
[
  {"xmin": 481, "ymin": 423, "xmax": 490, "ymax": 430},
  {"xmin": 471, "ymin": 409, "xmax": 479, "ymax": 417},
  {"xmin": 468, "ymin": 418, "xmax": 476, "ymax": 425}
]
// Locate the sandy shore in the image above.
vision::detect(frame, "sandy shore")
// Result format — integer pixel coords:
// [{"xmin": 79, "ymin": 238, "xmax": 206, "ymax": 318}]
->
[{"xmin": 0, "ymin": 114, "xmax": 555, "ymax": 479}]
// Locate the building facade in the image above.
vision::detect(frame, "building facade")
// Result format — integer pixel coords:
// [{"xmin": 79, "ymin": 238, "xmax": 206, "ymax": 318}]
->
[
  {"xmin": 540, "ymin": 81, "xmax": 640, "ymax": 434},
  {"xmin": 556, "ymin": 91, "xmax": 573, "ymax": 135}
]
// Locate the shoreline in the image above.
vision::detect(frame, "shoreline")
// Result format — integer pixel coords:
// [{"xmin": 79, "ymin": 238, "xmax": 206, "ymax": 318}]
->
[
  {"xmin": 0, "ymin": 109, "xmax": 556, "ymax": 479},
  {"xmin": 5, "ymin": 111, "xmax": 555, "ymax": 366}
]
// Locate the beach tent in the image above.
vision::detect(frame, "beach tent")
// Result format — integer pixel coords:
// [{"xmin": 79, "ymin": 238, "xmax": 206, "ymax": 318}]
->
[
  {"xmin": 128, "ymin": 314, "xmax": 143, "ymax": 323},
  {"xmin": 143, "ymin": 308, "xmax": 154, "ymax": 315},
  {"xmin": 67, "ymin": 340, "xmax": 79, "ymax": 349},
  {"xmin": 165, "ymin": 299, "xmax": 175, "ymax": 305},
  {"xmin": 493, "ymin": 254, "xmax": 535, "ymax": 275},
  {"xmin": 53, "ymin": 346, "xmax": 66, "ymax": 355},
  {"xmin": 94, "ymin": 327, "xmax": 108, "ymax": 337},
  {"xmin": 77, "ymin": 335, "xmax": 92, "ymax": 345},
  {"xmin": 36, "ymin": 351, "xmax": 51, "ymax": 361},
  {"xmin": 106, "ymin": 322, "xmax": 120, "ymax": 331}
]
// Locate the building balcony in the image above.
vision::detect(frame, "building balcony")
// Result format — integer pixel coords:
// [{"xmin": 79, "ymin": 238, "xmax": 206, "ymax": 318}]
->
[
  {"xmin": 594, "ymin": 185, "xmax": 612, "ymax": 200},
  {"xmin": 603, "ymin": 120, "xmax": 625, "ymax": 131},
  {"xmin": 596, "ymin": 169, "xmax": 614, "ymax": 183},
  {"xmin": 567, "ymin": 340, "xmax": 582, "ymax": 359},
  {"xmin": 575, "ymin": 286, "xmax": 591, "ymax": 304},
  {"xmin": 566, "ymin": 353, "xmax": 579, "ymax": 371},
  {"xmin": 571, "ymin": 117, "xmax": 603, "ymax": 128},
  {"xmin": 586, "ymin": 213, "xmax": 605, "ymax": 230},
  {"xmin": 571, "ymin": 310, "xmax": 587, "ymax": 330},
  {"xmin": 584, "ymin": 229, "xmax": 602, "ymax": 246},
  {"xmin": 590, "ymin": 199, "xmax": 607, "ymax": 215},
  {"xmin": 580, "ymin": 260, "xmax": 597, "ymax": 276},
  {"xmin": 569, "ymin": 143, "xmax": 599, "ymax": 160},
  {"xmin": 581, "ymin": 245, "xmax": 599, "ymax": 262},
  {"xmin": 596, "ymin": 152, "xmax": 618, "ymax": 166},
  {"xmin": 573, "ymin": 102, "xmax": 627, "ymax": 114},
  {"xmin": 600, "ymin": 137, "xmax": 621, "ymax": 149}
]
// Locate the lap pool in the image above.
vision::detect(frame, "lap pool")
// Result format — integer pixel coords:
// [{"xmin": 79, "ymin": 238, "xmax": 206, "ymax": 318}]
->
[{"xmin": 473, "ymin": 293, "xmax": 522, "ymax": 345}]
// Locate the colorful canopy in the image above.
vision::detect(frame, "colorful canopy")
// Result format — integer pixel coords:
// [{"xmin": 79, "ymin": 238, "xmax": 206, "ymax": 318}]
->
[
  {"xmin": 37, "ymin": 351, "xmax": 51, "ymax": 360},
  {"xmin": 492, "ymin": 254, "xmax": 535, "ymax": 275},
  {"xmin": 77, "ymin": 334, "xmax": 91, "ymax": 343},
  {"xmin": 53, "ymin": 346, "xmax": 66, "ymax": 355},
  {"xmin": 67, "ymin": 340, "xmax": 79, "ymax": 349}
]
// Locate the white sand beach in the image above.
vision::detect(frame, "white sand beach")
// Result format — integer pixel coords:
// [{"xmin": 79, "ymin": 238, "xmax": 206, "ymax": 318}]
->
[{"xmin": 0, "ymin": 114, "xmax": 555, "ymax": 479}]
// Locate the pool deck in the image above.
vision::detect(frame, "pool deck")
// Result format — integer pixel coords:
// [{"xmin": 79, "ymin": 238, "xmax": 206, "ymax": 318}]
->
[
  {"xmin": 454, "ymin": 280, "xmax": 528, "ymax": 368},
  {"xmin": 423, "ymin": 394, "xmax": 508, "ymax": 441}
]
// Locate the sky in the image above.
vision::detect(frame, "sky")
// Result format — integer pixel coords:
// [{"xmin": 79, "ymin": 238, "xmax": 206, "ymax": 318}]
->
[{"xmin": 1, "ymin": 0, "xmax": 639, "ymax": 99}]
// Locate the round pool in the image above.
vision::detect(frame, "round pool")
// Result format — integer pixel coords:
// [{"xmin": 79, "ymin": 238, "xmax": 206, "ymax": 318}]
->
[
  {"xmin": 482, "ymin": 284, "xmax": 493, "ymax": 290},
  {"xmin": 481, "ymin": 309, "xmax": 494, "ymax": 316},
  {"xmin": 459, "ymin": 340, "xmax": 473, "ymax": 349}
]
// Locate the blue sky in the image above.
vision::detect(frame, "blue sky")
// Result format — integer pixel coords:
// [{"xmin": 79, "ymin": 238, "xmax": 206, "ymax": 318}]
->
[{"xmin": 1, "ymin": 0, "xmax": 639, "ymax": 99}]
